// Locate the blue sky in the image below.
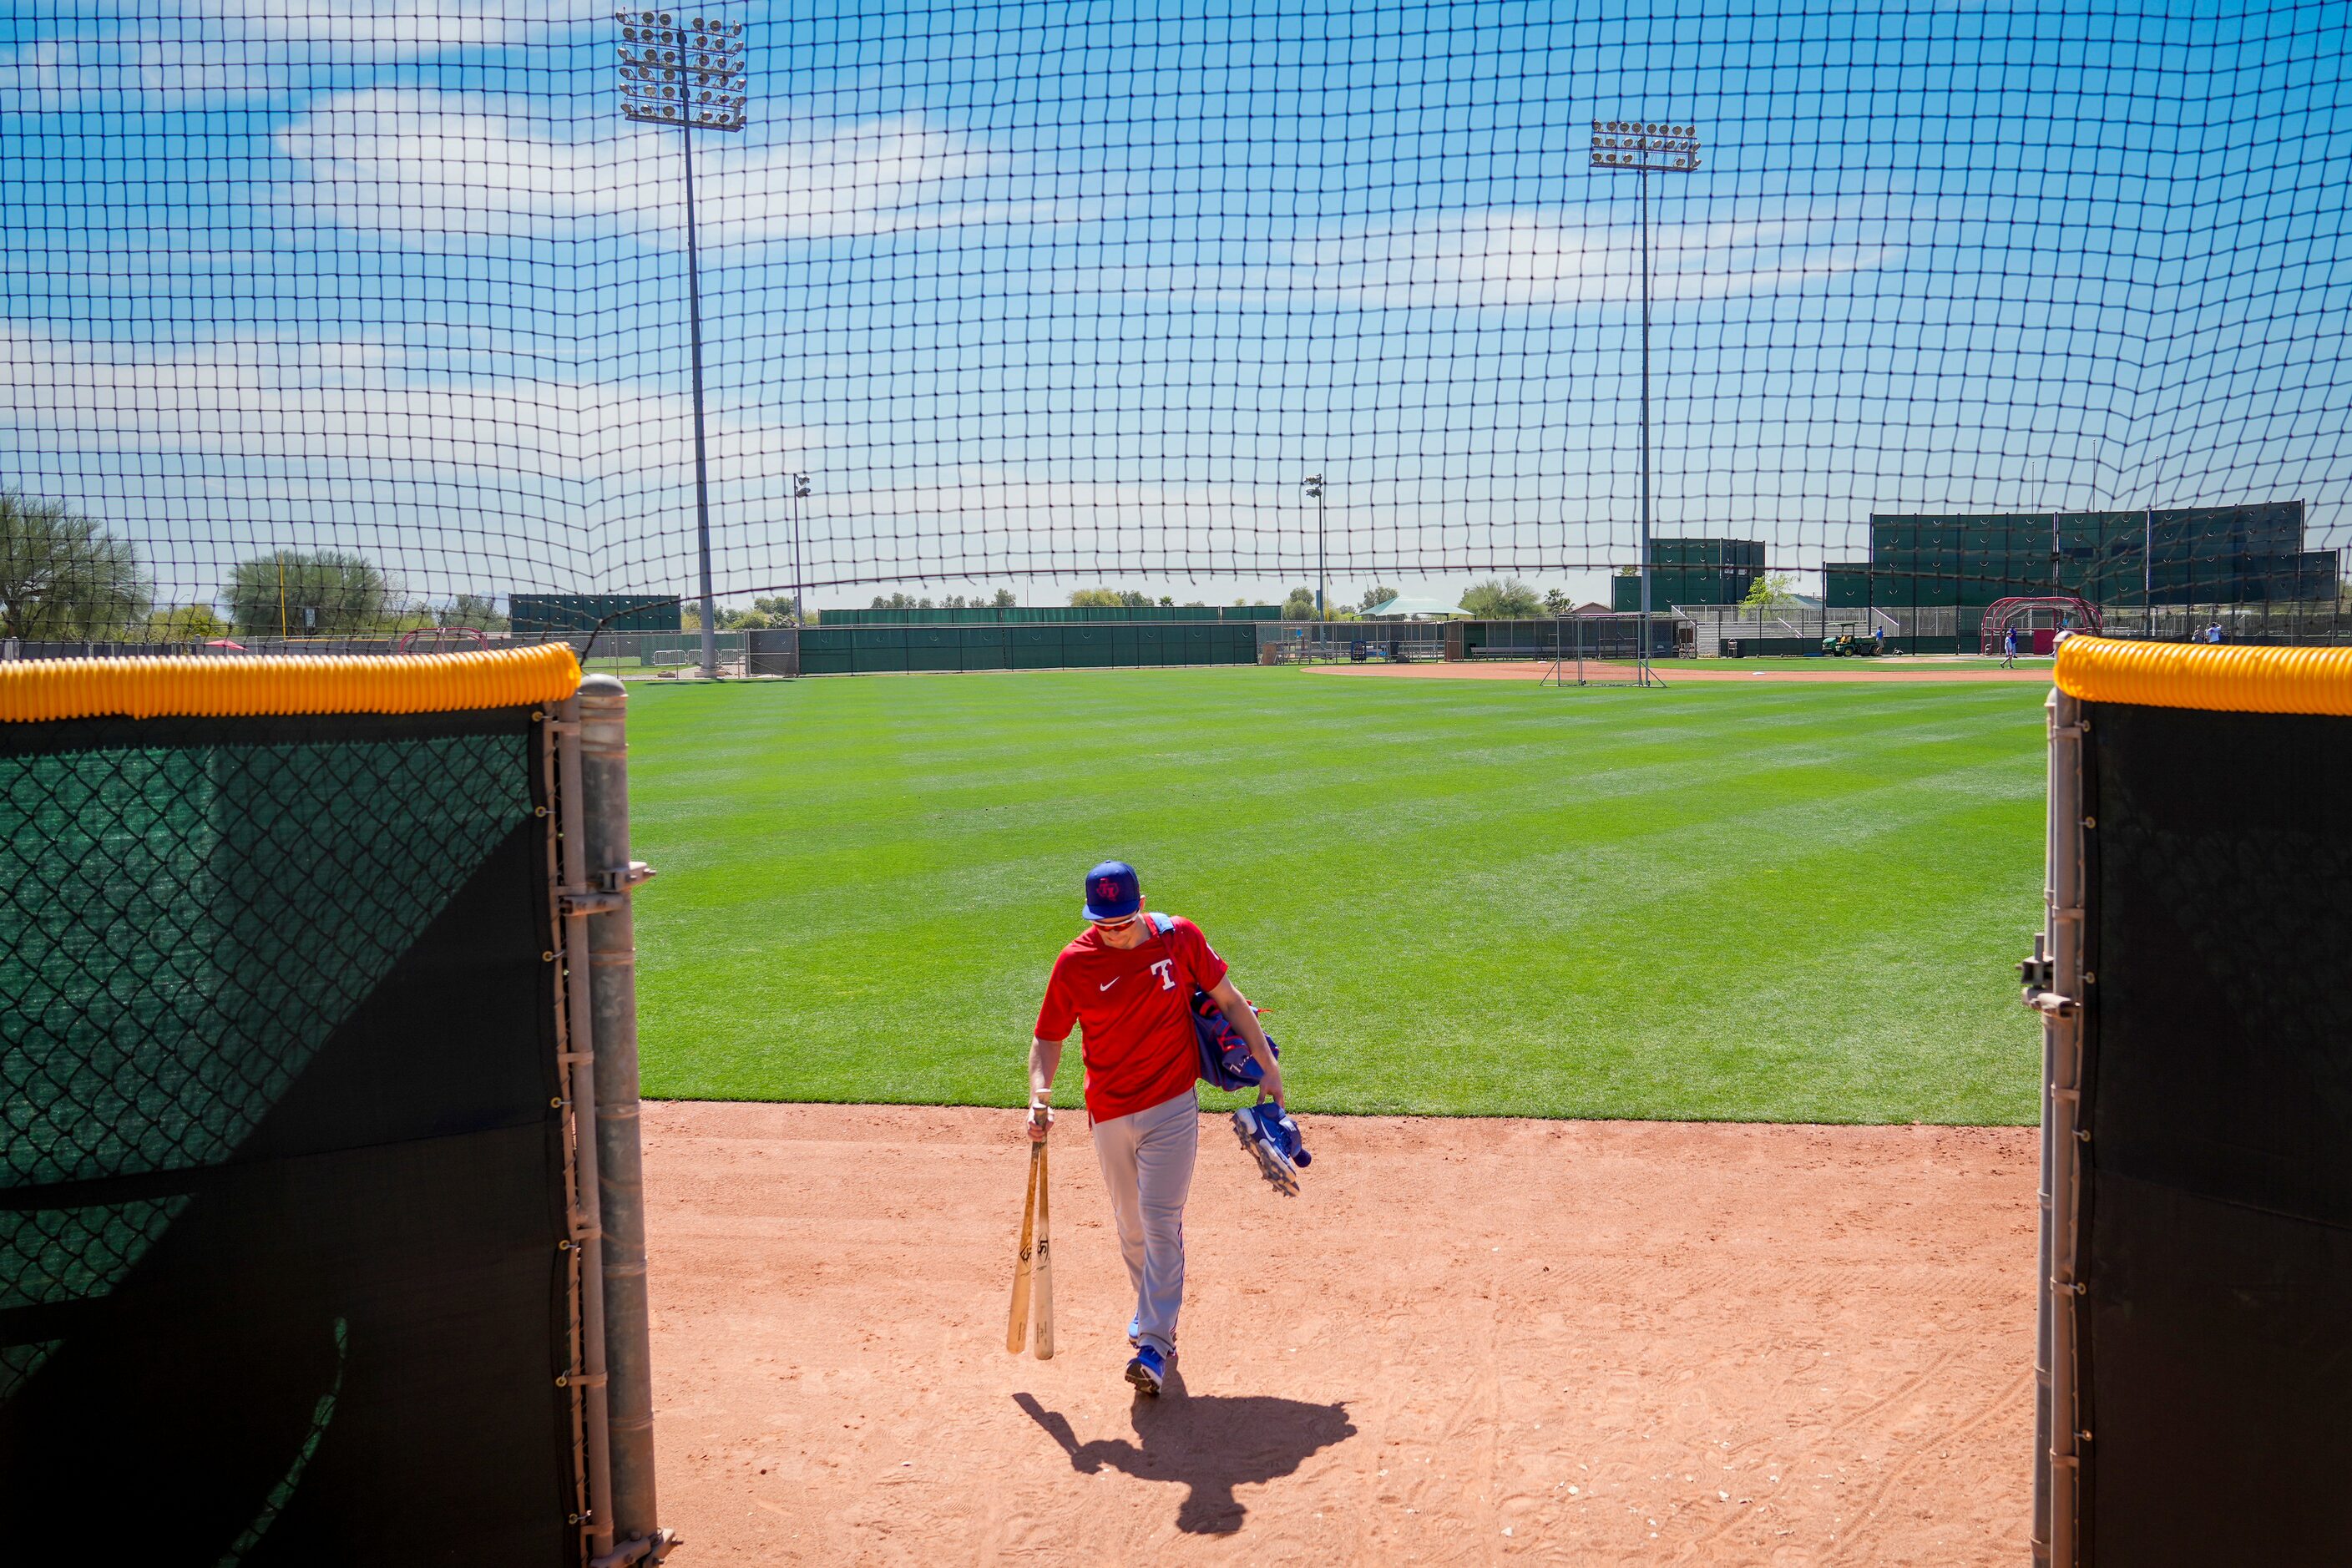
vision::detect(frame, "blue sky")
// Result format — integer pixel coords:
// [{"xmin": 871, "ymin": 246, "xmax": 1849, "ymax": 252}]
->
[{"xmin": 4, "ymin": 0, "xmax": 2348, "ymax": 612}]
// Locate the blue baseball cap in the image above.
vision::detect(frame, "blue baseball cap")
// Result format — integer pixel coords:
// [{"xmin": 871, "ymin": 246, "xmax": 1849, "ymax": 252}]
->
[{"xmin": 1083, "ymin": 860, "xmax": 1141, "ymax": 921}]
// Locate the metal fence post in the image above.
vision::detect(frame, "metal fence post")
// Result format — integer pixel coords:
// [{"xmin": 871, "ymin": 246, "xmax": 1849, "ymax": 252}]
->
[
  {"xmin": 553, "ymin": 697, "xmax": 617, "ymax": 1563},
  {"xmin": 2031, "ymin": 686, "xmax": 2088, "ymax": 1565},
  {"xmin": 578, "ymin": 675, "xmax": 674, "ymax": 1565}
]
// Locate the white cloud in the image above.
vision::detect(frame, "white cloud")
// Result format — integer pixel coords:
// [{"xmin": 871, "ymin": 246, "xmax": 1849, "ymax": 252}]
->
[
  {"xmin": 2, "ymin": 321, "xmax": 809, "ymax": 480},
  {"xmin": 0, "ymin": 33, "xmax": 283, "ymax": 110},
  {"xmin": 1020, "ymin": 209, "xmax": 1897, "ymax": 312},
  {"xmin": 278, "ymin": 89, "xmax": 1077, "ymax": 249},
  {"xmin": 0, "ymin": 320, "xmax": 822, "ymax": 601},
  {"xmin": 191, "ymin": 0, "xmax": 574, "ymax": 49},
  {"xmin": 1, "ymin": 2, "xmax": 594, "ymax": 111},
  {"xmin": 1293, "ymin": 210, "xmax": 1900, "ymax": 311},
  {"xmin": 5, "ymin": 317, "xmax": 1500, "ymax": 599}
]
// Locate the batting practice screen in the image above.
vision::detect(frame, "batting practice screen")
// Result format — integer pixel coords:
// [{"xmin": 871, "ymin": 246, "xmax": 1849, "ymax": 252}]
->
[
  {"xmin": 0, "ymin": 650, "xmax": 593, "ymax": 1563},
  {"xmin": 2041, "ymin": 639, "xmax": 2352, "ymax": 1565}
]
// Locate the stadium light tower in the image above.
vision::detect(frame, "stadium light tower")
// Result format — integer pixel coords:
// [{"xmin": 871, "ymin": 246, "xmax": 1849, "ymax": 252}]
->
[
  {"xmin": 1304, "ymin": 473, "xmax": 1326, "ymax": 620},
  {"xmin": 791, "ymin": 472, "xmax": 812, "ymax": 626},
  {"xmin": 1592, "ymin": 119, "xmax": 1701, "ymax": 674},
  {"xmin": 618, "ymin": 8, "xmax": 749, "ymax": 679}
]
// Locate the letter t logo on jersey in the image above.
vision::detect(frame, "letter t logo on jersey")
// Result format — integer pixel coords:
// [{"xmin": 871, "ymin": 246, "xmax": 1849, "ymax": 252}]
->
[{"xmin": 1150, "ymin": 959, "xmax": 1175, "ymax": 990}]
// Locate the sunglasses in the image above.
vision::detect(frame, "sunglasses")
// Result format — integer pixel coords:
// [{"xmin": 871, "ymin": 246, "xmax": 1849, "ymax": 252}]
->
[{"xmin": 1090, "ymin": 913, "xmax": 1142, "ymax": 932}]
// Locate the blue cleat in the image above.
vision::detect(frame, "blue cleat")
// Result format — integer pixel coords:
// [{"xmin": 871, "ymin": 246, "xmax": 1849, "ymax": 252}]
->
[
  {"xmin": 1125, "ymin": 1343, "xmax": 1165, "ymax": 1397},
  {"xmin": 1232, "ymin": 1104, "xmax": 1306, "ymax": 1196}
]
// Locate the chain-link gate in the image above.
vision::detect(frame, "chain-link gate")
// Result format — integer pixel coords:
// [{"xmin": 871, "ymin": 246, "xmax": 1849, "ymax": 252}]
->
[{"xmin": 0, "ymin": 647, "xmax": 669, "ymax": 1567}]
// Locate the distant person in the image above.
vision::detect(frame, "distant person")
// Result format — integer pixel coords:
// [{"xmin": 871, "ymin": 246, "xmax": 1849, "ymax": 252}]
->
[
  {"xmin": 2205, "ymin": 621, "xmax": 2224, "ymax": 644},
  {"xmin": 2000, "ymin": 626, "xmax": 2019, "ymax": 668},
  {"xmin": 1874, "ymin": 625, "xmax": 1887, "ymax": 655},
  {"xmin": 1026, "ymin": 861, "xmax": 1283, "ymax": 1398}
]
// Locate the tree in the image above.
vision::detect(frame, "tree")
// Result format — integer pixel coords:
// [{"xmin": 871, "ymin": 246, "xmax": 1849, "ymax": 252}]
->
[
  {"xmin": 1739, "ymin": 571, "xmax": 1798, "ymax": 611},
  {"xmin": 869, "ymin": 591, "xmax": 925, "ymax": 611},
  {"xmin": 144, "ymin": 604, "xmax": 230, "ymax": 642},
  {"xmin": 692, "ymin": 596, "xmax": 799, "ymax": 631},
  {"xmin": 1069, "ymin": 588, "xmax": 1152, "ymax": 609},
  {"xmin": 0, "ymin": 491, "xmax": 153, "ymax": 640},
  {"xmin": 991, "ymin": 588, "xmax": 1017, "ymax": 608},
  {"xmin": 1459, "ymin": 576, "xmax": 1543, "ymax": 618},
  {"xmin": 442, "ymin": 593, "xmax": 508, "ymax": 633},
  {"xmin": 1543, "ymin": 588, "xmax": 1579, "ymax": 615},
  {"xmin": 1282, "ymin": 586, "xmax": 1317, "ymax": 620},
  {"xmin": 1358, "ymin": 584, "xmax": 1399, "ymax": 612},
  {"xmin": 225, "ymin": 550, "xmax": 390, "ymax": 636}
]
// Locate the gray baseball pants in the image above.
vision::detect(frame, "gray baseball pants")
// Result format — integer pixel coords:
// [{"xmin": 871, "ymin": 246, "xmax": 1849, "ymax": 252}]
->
[{"xmin": 1090, "ymin": 1087, "xmax": 1198, "ymax": 1360}]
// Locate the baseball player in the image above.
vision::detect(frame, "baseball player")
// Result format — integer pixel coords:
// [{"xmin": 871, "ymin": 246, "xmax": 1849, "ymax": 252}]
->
[{"xmin": 1025, "ymin": 860, "xmax": 1282, "ymax": 1396}]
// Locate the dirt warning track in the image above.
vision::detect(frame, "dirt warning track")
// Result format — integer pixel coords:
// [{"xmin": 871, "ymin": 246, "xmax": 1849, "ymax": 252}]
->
[
  {"xmin": 643, "ymin": 1103, "xmax": 2036, "ymax": 1565},
  {"xmin": 1308, "ymin": 658, "xmax": 2054, "ymax": 684}
]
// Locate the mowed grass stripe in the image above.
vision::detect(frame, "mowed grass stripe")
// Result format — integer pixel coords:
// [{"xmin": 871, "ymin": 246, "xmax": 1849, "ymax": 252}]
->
[{"xmin": 625, "ymin": 668, "xmax": 2047, "ymax": 1123}]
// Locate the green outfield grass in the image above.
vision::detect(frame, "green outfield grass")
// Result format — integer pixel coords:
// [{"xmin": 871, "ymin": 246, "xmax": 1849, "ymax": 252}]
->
[{"xmin": 625, "ymin": 668, "xmax": 2049, "ymax": 1125}]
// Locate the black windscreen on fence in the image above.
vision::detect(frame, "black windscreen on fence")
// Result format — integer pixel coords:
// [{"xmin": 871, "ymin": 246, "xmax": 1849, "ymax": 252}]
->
[
  {"xmin": 2080, "ymin": 701, "xmax": 2352, "ymax": 1564},
  {"xmin": 0, "ymin": 709, "xmax": 575, "ymax": 1565}
]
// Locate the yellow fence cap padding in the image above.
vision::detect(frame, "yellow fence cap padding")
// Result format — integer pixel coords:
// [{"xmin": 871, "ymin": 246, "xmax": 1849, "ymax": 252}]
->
[
  {"xmin": 0, "ymin": 643, "xmax": 582, "ymax": 724},
  {"xmin": 2056, "ymin": 635, "xmax": 2352, "ymax": 718}
]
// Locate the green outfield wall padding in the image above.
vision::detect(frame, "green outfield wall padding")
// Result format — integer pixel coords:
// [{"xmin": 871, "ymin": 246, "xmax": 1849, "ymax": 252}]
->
[
  {"xmin": 1861, "ymin": 503, "xmax": 2327, "ymax": 609},
  {"xmin": 819, "ymin": 604, "xmax": 1281, "ymax": 626},
  {"xmin": 1608, "ymin": 539, "xmax": 1767, "ymax": 609},
  {"xmin": 511, "ymin": 594, "xmax": 682, "ymax": 635},
  {"xmin": 791, "ymin": 621, "xmax": 1259, "ymax": 673}
]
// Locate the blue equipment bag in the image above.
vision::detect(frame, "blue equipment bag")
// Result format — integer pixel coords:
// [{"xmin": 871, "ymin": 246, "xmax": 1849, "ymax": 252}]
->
[
  {"xmin": 1143, "ymin": 913, "xmax": 1281, "ymax": 1091},
  {"xmin": 1191, "ymin": 987, "xmax": 1278, "ymax": 1092}
]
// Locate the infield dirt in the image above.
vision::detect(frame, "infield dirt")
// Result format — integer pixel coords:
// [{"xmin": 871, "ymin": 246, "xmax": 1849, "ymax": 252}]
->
[{"xmin": 644, "ymin": 1102, "xmax": 2035, "ymax": 1565}]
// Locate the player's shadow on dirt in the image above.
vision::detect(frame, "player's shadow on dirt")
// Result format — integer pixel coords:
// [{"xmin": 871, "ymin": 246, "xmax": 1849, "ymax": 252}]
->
[{"xmin": 1015, "ymin": 1374, "xmax": 1356, "ymax": 1535}]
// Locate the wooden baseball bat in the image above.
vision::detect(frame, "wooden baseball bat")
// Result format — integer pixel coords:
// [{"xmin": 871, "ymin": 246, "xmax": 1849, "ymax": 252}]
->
[
  {"xmin": 1006, "ymin": 1141, "xmax": 1041, "ymax": 1353},
  {"xmin": 1032, "ymin": 1141, "xmax": 1055, "ymax": 1360}
]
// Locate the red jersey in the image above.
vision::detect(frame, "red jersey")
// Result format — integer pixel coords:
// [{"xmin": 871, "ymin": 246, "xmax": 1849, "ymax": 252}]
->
[{"xmin": 1034, "ymin": 916, "xmax": 1228, "ymax": 1123}]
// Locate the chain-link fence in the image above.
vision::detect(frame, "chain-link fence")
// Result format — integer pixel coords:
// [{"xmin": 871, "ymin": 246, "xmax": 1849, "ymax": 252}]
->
[
  {"xmin": 1257, "ymin": 620, "xmax": 1451, "ymax": 664},
  {"xmin": 2097, "ymin": 600, "xmax": 2352, "ymax": 646},
  {"xmin": 1256, "ymin": 617, "xmax": 1686, "ymax": 666},
  {"xmin": 1675, "ymin": 604, "xmax": 1905, "ymax": 656}
]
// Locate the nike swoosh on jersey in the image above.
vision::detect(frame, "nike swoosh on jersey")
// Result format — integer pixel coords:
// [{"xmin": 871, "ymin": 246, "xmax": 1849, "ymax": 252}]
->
[{"xmin": 1098, "ymin": 979, "xmax": 1118, "ymax": 990}]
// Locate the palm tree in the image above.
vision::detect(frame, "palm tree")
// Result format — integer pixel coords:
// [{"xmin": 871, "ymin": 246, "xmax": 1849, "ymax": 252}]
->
[{"xmin": 0, "ymin": 491, "xmax": 153, "ymax": 640}]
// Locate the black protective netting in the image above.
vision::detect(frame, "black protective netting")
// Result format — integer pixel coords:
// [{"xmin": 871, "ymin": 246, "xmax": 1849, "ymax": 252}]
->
[
  {"xmin": 3, "ymin": 2, "xmax": 2350, "ymax": 628},
  {"xmin": 0, "ymin": 711, "xmax": 577, "ymax": 1565}
]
